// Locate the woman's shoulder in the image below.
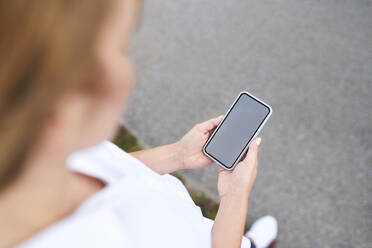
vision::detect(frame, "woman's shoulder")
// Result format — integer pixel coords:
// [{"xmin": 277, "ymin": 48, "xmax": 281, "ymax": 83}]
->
[{"xmin": 67, "ymin": 140, "xmax": 157, "ymax": 184}]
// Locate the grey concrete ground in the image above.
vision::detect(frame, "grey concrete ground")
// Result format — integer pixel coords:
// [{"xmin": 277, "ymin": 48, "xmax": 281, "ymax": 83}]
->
[{"xmin": 123, "ymin": 0, "xmax": 372, "ymax": 247}]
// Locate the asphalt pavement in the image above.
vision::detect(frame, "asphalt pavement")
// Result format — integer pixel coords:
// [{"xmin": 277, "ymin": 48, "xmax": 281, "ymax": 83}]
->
[{"xmin": 123, "ymin": 0, "xmax": 372, "ymax": 247}]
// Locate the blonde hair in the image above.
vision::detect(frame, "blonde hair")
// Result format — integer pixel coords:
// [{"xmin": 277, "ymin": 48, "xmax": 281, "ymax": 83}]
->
[{"xmin": 0, "ymin": 0, "xmax": 113, "ymax": 188}]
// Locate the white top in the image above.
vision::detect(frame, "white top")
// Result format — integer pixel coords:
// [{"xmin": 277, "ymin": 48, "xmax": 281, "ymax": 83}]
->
[{"xmin": 17, "ymin": 141, "xmax": 251, "ymax": 248}]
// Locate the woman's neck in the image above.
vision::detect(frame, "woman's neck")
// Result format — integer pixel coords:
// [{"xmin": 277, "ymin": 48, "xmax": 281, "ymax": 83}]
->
[{"xmin": 0, "ymin": 153, "xmax": 104, "ymax": 247}]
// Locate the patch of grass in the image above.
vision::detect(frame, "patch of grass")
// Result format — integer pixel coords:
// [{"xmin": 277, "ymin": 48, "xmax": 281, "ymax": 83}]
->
[
  {"xmin": 113, "ymin": 125, "xmax": 143, "ymax": 152},
  {"xmin": 171, "ymin": 172, "xmax": 220, "ymax": 220},
  {"xmin": 113, "ymin": 125, "xmax": 220, "ymax": 220},
  {"xmin": 188, "ymin": 188, "xmax": 219, "ymax": 220}
]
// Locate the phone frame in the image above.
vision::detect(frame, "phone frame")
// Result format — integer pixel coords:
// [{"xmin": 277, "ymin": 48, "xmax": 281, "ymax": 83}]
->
[{"xmin": 203, "ymin": 91, "xmax": 272, "ymax": 170}]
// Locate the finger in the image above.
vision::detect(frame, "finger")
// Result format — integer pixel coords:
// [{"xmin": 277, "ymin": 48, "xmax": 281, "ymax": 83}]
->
[
  {"xmin": 212, "ymin": 115, "xmax": 224, "ymax": 125},
  {"xmin": 208, "ymin": 115, "xmax": 224, "ymax": 133},
  {"xmin": 240, "ymin": 137, "xmax": 261, "ymax": 168},
  {"xmin": 196, "ymin": 115, "xmax": 224, "ymax": 133}
]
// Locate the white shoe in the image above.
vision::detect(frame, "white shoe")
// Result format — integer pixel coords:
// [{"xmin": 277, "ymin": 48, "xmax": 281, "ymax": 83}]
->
[{"xmin": 245, "ymin": 215, "xmax": 278, "ymax": 248}]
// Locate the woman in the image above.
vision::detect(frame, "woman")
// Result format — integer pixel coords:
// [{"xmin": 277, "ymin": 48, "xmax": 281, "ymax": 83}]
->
[{"xmin": 0, "ymin": 0, "xmax": 277, "ymax": 247}]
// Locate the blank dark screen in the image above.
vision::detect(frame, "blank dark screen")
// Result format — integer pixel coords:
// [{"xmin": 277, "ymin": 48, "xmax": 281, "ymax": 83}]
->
[{"xmin": 205, "ymin": 93, "xmax": 269, "ymax": 168}]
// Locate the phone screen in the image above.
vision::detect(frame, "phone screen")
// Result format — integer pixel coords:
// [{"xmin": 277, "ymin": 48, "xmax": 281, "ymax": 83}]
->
[{"xmin": 204, "ymin": 93, "xmax": 271, "ymax": 169}]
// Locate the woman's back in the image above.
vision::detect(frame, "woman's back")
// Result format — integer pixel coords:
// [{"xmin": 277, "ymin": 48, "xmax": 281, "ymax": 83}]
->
[{"xmin": 17, "ymin": 141, "xmax": 234, "ymax": 248}]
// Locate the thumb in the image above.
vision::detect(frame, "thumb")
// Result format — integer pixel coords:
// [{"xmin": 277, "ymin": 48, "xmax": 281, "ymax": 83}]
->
[{"xmin": 196, "ymin": 115, "xmax": 224, "ymax": 133}]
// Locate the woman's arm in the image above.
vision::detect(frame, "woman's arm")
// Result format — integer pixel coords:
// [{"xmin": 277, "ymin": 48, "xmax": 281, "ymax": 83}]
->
[
  {"xmin": 130, "ymin": 116, "xmax": 223, "ymax": 174},
  {"xmin": 130, "ymin": 143, "xmax": 183, "ymax": 174},
  {"xmin": 212, "ymin": 138, "xmax": 261, "ymax": 248},
  {"xmin": 212, "ymin": 191, "xmax": 249, "ymax": 248}
]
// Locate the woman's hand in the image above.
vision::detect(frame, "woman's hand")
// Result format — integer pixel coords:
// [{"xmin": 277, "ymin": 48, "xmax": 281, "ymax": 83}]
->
[
  {"xmin": 175, "ymin": 115, "xmax": 224, "ymax": 169},
  {"xmin": 130, "ymin": 116, "xmax": 223, "ymax": 174},
  {"xmin": 217, "ymin": 137, "xmax": 261, "ymax": 199}
]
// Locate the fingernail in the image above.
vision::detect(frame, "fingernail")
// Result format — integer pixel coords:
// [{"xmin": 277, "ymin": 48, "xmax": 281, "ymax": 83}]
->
[{"xmin": 256, "ymin": 137, "xmax": 262, "ymax": 145}]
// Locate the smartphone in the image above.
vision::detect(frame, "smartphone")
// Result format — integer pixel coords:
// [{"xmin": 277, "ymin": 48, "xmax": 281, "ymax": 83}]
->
[{"xmin": 203, "ymin": 92, "xmax": 272, "ymax": 170}]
